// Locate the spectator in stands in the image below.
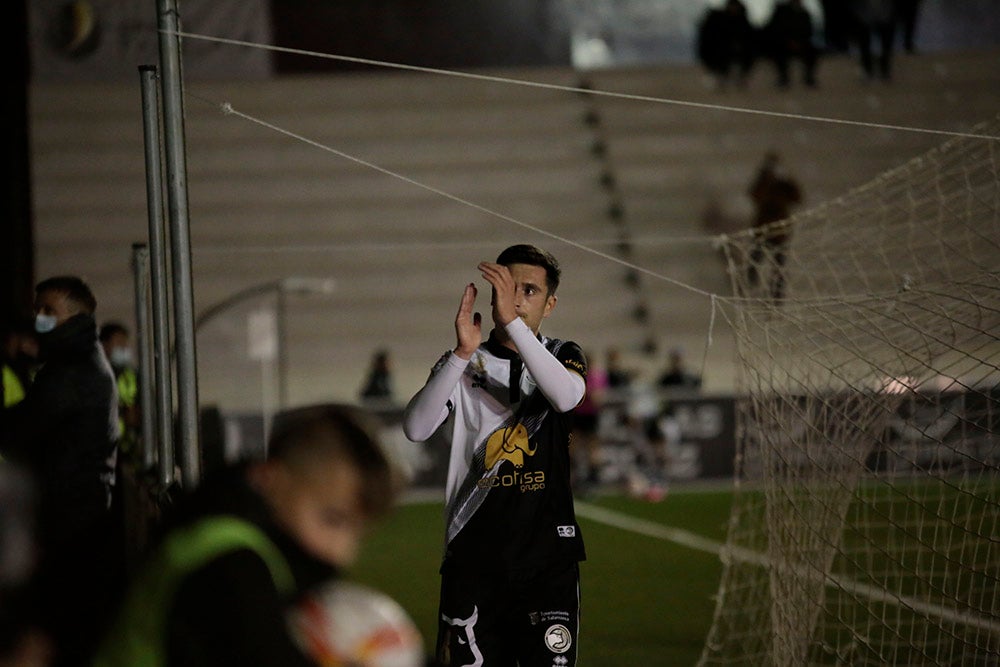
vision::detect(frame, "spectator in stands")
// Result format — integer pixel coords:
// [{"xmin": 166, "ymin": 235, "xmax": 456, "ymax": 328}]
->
[
  {"xmin": 895, "ymin": 0, "xmax": 923, "ymax": 53},
  {"xmin": 695, "ymin": 0, "xmax": 756, "ymax": 89},
  {"xmin": 99, "ymin": 322, "xmax": 140, "ymax": 456},
  {"xmin": 93, "ymin": 403, "xmax": 399, "ymax": 667},
  {"xmin": 0, "ymin": 276, "xmax": 121, "ymax": 667},
  {"xmin": 358, "ymin": 347, "xmax": 395, "ymax": 408},
  {"xmin": 850, "ymin": 0, "xmax": 898, "ymax": 81},
  {"xmin": 819, "ymin": 0, "xmax": 853, "ymax": 53},
  {"xmin": 762, "ymin": 0, "xmax": 819, "ymax": 88},
  {"xmin": 657, "ymin": 346, "xmax": 702, "ymax": 392},
  {"xmin": 747, "ymin": 151, "xmax": 802, "ymax": 301},
  {"xmin": 605, "ymin": 346, "xmax": 633, "ymax": 392},
  {"xmin": 572, "ymin": 349, "xmax": 609, "ymax": 492}
]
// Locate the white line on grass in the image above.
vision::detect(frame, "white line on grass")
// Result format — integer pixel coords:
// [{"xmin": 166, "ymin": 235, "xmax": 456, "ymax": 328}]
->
[{"xmin": 574, "ymin": 501, "xmax": 1000, "ymax": 636}]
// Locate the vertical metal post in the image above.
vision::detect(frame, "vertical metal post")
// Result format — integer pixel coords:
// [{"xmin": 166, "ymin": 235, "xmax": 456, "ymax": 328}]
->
[
  {"xmin": 156, "ymin": 0, "xmax": 200, "ymax": 487},
  {"xmin": 139, "ymin": 65, "xmax": 176, "ymax": 488},
  {"xmin": 276, "ymin": 288, "xmax": 287, "ymax": 409},
  {"xmin": 130, "ymin": 244, "xmax": 156, "ymax": 471}
]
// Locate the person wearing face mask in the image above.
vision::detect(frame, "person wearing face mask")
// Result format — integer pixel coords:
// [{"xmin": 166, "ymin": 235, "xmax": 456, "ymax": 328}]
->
[
  {"xmin": 99, "ymin": 322, "xmax": 139, "ymax": 455},
  {"xmin": 0, "ymin": 275, "xmax": 122, "ymax": 667}
]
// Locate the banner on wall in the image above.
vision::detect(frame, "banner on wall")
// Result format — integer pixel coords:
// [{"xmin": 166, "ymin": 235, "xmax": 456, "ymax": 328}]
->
[{"xmin": 28, "ymin": 0, "xmax": 273, "ymax": 82}]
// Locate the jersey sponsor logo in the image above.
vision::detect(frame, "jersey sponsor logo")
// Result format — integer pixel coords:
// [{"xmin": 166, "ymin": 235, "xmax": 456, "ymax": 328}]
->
[
  {"xmin": 544, "ymin": 624, "xmax": 572, "ymax": 654},
  {"xmin": 476, "ymin": 468, "xmax": 545, "ymax": 493},
  {"xmin": 529, "ymin": 610, "xmax": 572, "ymax": 626},
  {"xmin": 485, "ymin": 423, "xmax": 537, "ymax": 470},
  {"xmin": 556, "ymin": 525, "xmax": 576, "ymax": 538},
  {"xmin": 564, "ymin": 358, "xmax": 585, "ymax": 375}
]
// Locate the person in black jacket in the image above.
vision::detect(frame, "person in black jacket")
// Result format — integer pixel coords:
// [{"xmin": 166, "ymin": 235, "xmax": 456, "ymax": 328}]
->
[{"xmin": 0, "ymin": 275, "xmax": 120, "ymax": 667}]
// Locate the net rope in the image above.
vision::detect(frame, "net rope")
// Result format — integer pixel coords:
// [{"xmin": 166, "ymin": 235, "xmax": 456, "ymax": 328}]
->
[{"xmin": 701, "ymin": 115, "xmax": 1000, "ymax": 666}]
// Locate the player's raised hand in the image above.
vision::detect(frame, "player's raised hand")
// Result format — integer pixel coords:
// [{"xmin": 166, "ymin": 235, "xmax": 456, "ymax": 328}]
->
[
  {"xmin": 478, "ymin": 262, "xmax": 517, "ymax": 326},
  {"xmin": 454, "ymin": 282, "xmax": 481, "ymax": 360}
]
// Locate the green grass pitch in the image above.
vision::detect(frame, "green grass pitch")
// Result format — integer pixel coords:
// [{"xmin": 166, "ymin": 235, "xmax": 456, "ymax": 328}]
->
[{"xmin": 349, "ymin": 487, "xmax": 734, "ymax": 665}]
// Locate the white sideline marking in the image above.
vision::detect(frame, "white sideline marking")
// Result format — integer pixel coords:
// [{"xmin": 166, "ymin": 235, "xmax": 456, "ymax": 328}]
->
[
  {"xmin": 574, "ymin": 501, "xmax": 1000, "ymax": 637},
  {"xmin": 574, "ymin": 501, "xmax": 726, "ymax": 557}
]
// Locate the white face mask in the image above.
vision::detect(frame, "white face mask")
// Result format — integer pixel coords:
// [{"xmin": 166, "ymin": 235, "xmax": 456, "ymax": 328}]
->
[
  {"xmin": 35, "ymin": 313, "xmax": 58, "ymax": 334},
  {"xmin": 110, "ymin": 347, "xmax": 134, "ymax": 367}
]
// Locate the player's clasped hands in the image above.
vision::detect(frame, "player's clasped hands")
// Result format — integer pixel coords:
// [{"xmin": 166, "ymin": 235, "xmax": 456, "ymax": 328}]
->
[
  {"xmin": 478, "ymin": 261, "xmax": 517, "ymax": 326},
  {"xmin": 453, "ymin": 262, "xmax": 518, "ymax": 360}
]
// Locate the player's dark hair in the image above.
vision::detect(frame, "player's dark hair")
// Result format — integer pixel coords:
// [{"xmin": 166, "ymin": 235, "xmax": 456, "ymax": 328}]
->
[
  {"xmin": 496, "ymin": 244, "xmax": 561, "ymax": 295},
  {"xmin": 267, "ymin": 403, "xmax": 397, "ymax": 517},
  {"xmin": 99, "ymin": 321, "xmax": 129, "ymax": 343},
  {"xmin": 35, "ymin": 275, "xmax": 97, "ymax": 315}
]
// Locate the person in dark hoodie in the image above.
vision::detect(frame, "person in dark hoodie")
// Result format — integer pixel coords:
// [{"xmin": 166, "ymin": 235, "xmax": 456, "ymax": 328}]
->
[
  {"xmin": 0, "ymin": 275, "xmax": 120, "ymax": 667},
  {"xmin": 93, "ymin": 403, "xmax": 401, "ymax": 667}
]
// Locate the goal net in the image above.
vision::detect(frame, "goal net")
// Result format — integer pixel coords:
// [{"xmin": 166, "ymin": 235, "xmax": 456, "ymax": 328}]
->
[{"xmin": 702, "ymin": 117, "xmax": 1000, "ymax": 666}]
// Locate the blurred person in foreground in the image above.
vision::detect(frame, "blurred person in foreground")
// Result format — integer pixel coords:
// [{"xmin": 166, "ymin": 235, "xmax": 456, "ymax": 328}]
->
[
  {"xmin": 0, "ymin": 276, "xmax": 120, "ymax": 667},
  {"xmin": 404, "ymin": 244, "xmax": 587, "ymax": 666},
  {"xmin": 93, "ymin": 403, "xmax": 400, "ymax": 667},
  {"xmin": 0, "ymin": 465, "xmax": 52, "ymax": 667}
]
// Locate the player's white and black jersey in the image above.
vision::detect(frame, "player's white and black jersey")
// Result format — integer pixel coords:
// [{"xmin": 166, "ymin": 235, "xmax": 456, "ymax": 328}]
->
[{"xmin": 428, "ymin": 332, "xmax": 587, "ymax": 574}]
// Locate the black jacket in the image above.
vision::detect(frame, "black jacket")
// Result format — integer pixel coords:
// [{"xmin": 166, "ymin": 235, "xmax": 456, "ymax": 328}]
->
[{"xmin": 1, "ymin": 313, "xmax": 118, "ymax": 545}]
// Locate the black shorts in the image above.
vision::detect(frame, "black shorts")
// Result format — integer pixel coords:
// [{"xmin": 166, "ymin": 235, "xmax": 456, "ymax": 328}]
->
[{"xmin": 435, "ymin": 561, "xmax": 580, "ymax": 667}]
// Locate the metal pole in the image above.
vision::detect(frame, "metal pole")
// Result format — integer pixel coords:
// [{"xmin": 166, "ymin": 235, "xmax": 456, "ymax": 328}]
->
[
  {"xmin": 139, "ymin": 65, "xmax": 176, "ymax": 489},
  {"xmin": 156, "ymin": 0, "xmax": 200, "ymax": 487},
  {"xmin": 130, "ymin": 244, "xmax": 156, "ymax": 471},
  {"xmin": 277, "ymin": 288, "xmax": 287, "ymax": 409}
]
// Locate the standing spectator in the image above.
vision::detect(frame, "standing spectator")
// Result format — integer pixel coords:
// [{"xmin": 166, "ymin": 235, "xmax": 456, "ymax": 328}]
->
[
  {"xmin": 571, "ymin": 349, "xmax": 608, "ymax": 492},
  {"xmin": 358, "ymin": 348, "xmax": 395, "ymax": 408},
  {"xmin": 92, "ymin": 403, "xmax": 401, "ymax": 667},
  {"xmin": 403, "ymin": 244, "xmax": 587, "ymax": 666},
  {"xmin": 605, "ymin": 346, "xmax": 633, "ymax": 392},
  {"xmin": 763, "ymin": 0, "xmax": 819, "ymax": 88},
  {"xmin": 657, "ymin": 346, "xmax": 702, "ymax": 392},
  {"xmin": 851, "ymin": 0, "xmax": 898, "ymax": 81},
  {"xmin": 696, "ymin": 0, "xmax": 756, "ymax": 89},
  {"xmin": 895, "ymin": 0, "xmax": 923, "ymax": 53},
  {"xmin": 99, "ymin": 322, "xmax": 140, "ymax": 456},
  {"xmin": 0, "ymin": 276, "xmax": 121, "ymax": 667},
  {"xmin": 819, "ymin": 0, "xmax": 853, "ymax": 53},
  {"xmin": 747, "ymin": 151, "xmax": 803, "ymax": 301}
]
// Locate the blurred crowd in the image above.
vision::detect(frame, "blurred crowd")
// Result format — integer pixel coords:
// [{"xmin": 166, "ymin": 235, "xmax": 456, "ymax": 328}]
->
[{"xmin": 696, "ymin": 0, "xmax": 924, "ymax": 89}]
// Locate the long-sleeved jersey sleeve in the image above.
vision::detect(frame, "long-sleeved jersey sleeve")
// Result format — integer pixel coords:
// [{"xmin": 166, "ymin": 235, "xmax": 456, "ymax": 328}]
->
[
  {"xmin": 402, "ymin": 352, "xmax": 469, "ymax": 442},
  {"xmin": 505, "ymin": 318, "xmax": 585, "ymax": 412}
]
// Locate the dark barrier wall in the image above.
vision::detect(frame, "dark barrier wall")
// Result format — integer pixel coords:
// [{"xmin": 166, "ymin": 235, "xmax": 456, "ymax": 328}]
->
[{"xmin": 216, "ymin": 387, "xmax": 997, "ymax": 490}]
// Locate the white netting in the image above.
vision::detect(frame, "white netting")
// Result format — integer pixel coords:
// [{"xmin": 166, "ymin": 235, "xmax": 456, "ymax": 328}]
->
[{"xmin": 702, "ymin": 116, "xmax": 1000, "ymax": 666}]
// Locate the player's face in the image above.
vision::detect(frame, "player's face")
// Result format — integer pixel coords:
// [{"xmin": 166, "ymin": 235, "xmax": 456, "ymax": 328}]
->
[
  {"xmin": 263, "ymin": 459, "xmax": 368, "ymax": 569},
  {"xmin": 502, "ymin": 263, "xmax": 557, "ymax": 335}
]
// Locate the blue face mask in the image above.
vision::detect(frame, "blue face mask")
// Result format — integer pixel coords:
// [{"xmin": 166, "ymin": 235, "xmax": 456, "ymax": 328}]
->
[{"xmin": 35, "ymin": 313, "xmax": 58, "ymax": 334}]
